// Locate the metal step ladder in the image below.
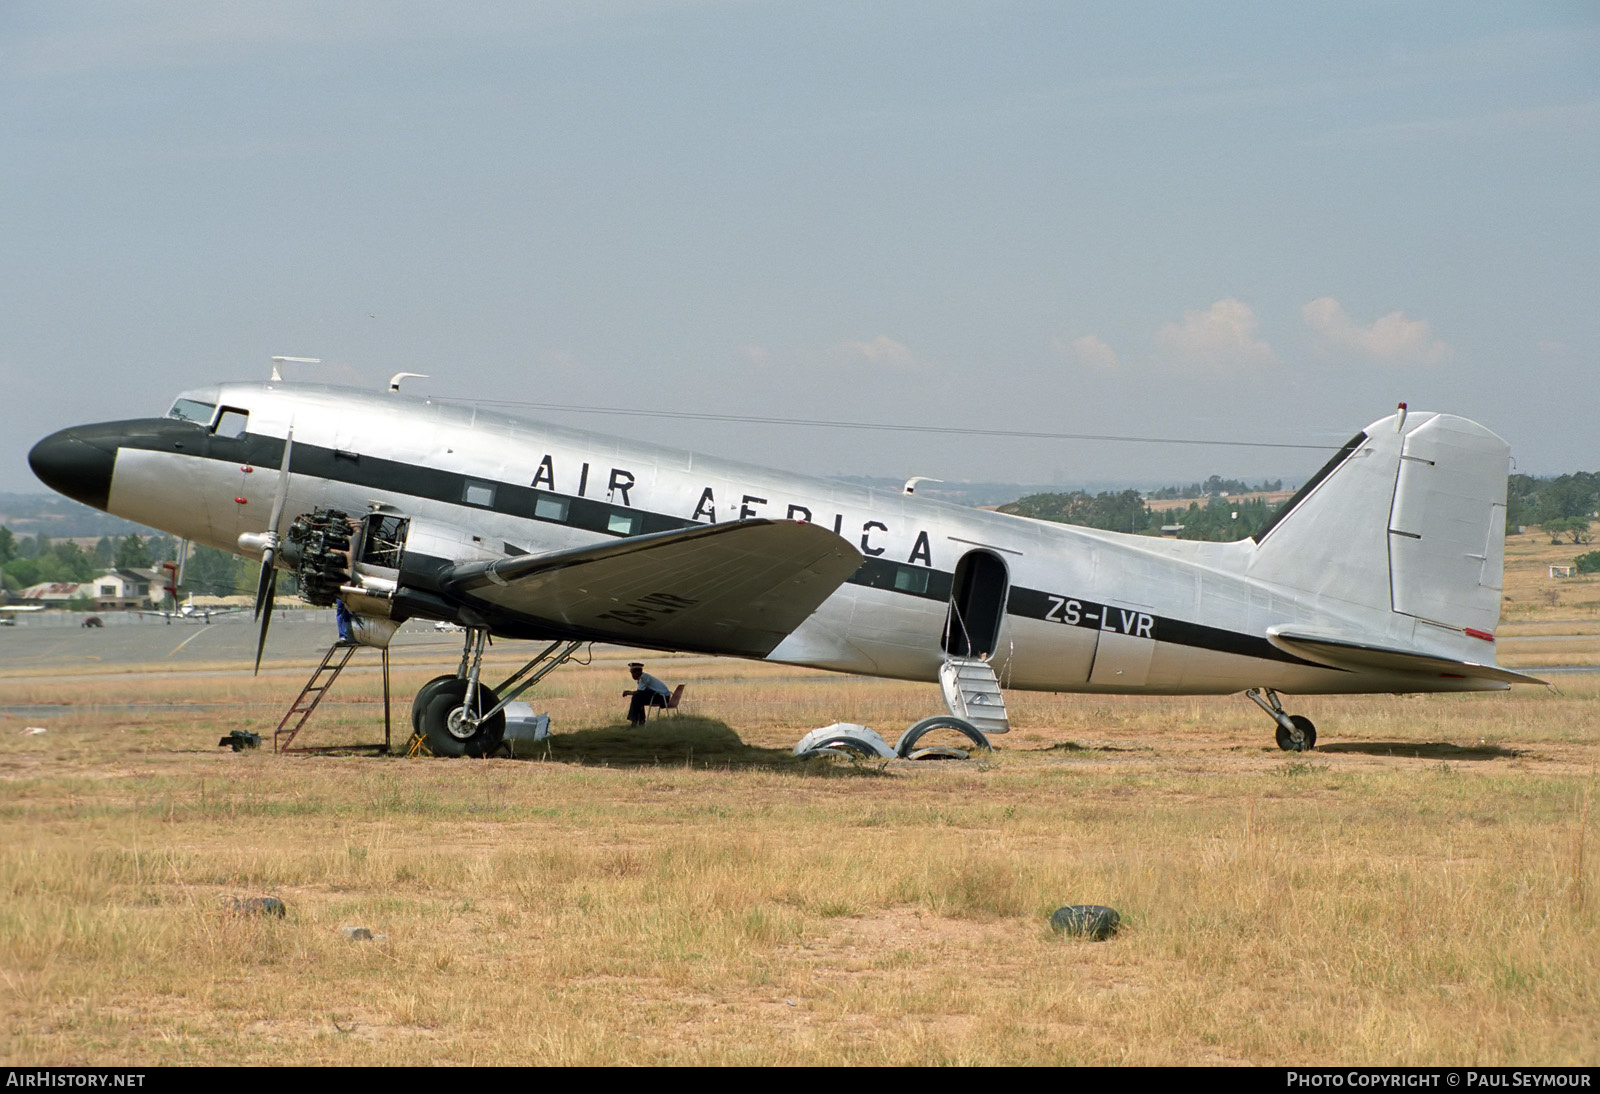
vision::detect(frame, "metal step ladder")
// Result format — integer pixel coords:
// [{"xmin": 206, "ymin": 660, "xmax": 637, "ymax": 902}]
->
[
  {"xmin": 939, "ymin": 656, "xmax": 1010, "ymax": 736},
  {"xmin": 273, "ymin": 643, "xmax": 359, "ymax": 753}
]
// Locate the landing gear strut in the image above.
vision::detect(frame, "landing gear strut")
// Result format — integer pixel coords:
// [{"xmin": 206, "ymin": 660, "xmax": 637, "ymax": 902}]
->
[
  {"xmin": 414, "ymin": 627, "xmax": 503, "ymax": 757},
  {"xmin": 1245, "ymin": 688, "xmax": 1317, "ymax": 752},
  {"xmin": 410, "ymin": 630, "xmax": 584, "ymax": 758}
]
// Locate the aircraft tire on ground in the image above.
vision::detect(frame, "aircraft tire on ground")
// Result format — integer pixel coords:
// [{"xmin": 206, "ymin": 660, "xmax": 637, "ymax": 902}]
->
[
  {"xmin": 893, "ymin": 715, "xmax": 990, "ymax": 758},
  {"xmin": 1275, "ymin": 715, "xmax": 1317, "ymax": 752},
  {"xmin": 805, "ymin": 736, "xmax": 891, "ymax": 759},
  {"xmin": 410, "ymin": 674, "xmax": 461, "ymax": 734},
  {"xmin": 419, "ymin": 679, "xmax": 506, "ymax": 758}
]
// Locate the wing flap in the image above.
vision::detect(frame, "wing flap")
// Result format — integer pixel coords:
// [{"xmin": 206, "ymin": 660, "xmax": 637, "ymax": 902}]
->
[
  {"xmin": 1266, "ymin": 627, "xmax": 1544, "ymax": 686},
  {"xmin": 446, "ymin": 519, "xmax": 863, "ymax": 657}
]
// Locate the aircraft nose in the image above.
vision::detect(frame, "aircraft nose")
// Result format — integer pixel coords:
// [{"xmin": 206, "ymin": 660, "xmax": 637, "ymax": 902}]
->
[{"xmin": 29, "ymin": 427, "xmax": 117, "ymax": 511}]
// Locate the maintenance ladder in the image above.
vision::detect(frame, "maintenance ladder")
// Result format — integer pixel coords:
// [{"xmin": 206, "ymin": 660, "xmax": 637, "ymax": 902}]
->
[{"xmin": 272, "ymin": 643, "xmax": 391, "ymax": 753}]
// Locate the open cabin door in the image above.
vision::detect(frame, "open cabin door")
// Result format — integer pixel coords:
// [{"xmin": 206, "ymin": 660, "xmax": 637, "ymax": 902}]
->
[
  {"xmin": 942, "ymin": 550, "xmax": 1009, "ymax": 659},
  {"xmin": 939, "ymin": 550, "xmax": 1012, "ymax": 735}
]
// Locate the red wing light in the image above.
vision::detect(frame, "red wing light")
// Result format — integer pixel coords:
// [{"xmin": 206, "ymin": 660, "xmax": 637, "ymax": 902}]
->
[
  {"xmin": 235, "ymin": 497, "xmax": 248, "ymax": 505},
  {"xmin": 1464, "ymin": 628, "xmax": 1494, "ymax": 642}
]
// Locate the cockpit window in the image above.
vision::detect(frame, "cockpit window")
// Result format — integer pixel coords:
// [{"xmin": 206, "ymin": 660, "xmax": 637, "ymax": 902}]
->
[
  {"xmin": 168, "ymin": 399, "xmax": 216, "ymax": 425},
  {"xmin": 214, "ymin": 408, "xmax": 249, "ymax": 439}
]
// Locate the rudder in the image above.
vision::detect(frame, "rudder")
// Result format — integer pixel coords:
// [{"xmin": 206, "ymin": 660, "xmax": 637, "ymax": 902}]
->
[{"xmin": 1386, "ymin": 414, "xmax": 1508, "ymax": 635}]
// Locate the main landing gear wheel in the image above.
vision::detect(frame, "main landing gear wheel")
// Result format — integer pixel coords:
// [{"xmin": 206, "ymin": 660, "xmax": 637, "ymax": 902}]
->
[
  {"xmin": 1275, "ymin": 714, "xmax": 1317, "ymax": 752},
  {"xmin": 419, "ymin": 678, "xmax": 505, "ymax": 758},
  {"xmin": 410, "ymin": 674, "xmax": 460, "ymax": 733}
]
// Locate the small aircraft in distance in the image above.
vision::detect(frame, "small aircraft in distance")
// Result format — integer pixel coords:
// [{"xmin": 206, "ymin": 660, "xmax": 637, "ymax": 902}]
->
[
  {"xmin": 29, "ymin": 377, "xmax": 1541, "ymax": 756},
  {"xmin": 0, "ymin": 604, "xmax": 46, "ymax": 625},
  {"xmin": 136, "ymin": 592, "xmax": 246, "ymax": 624}
]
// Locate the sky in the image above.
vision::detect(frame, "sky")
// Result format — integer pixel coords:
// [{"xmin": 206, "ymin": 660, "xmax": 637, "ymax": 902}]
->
[{"xmin": 2, "ymin": 1, "xmax": 1597, "ymax": 496}]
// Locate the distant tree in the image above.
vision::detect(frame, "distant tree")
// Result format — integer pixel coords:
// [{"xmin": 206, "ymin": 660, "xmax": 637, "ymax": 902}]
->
[
  {"xmin": 1512, "ymin": 472, "xmax": 1600, "ymax": 533},
  {"xmin": 91, "ymin": 536, "xmax": 114, "ymax": 568},
  {"xmin": 1575, "ymin": 552, "xmax": 1600, "ymax": 574},
  {"xmin": 185, "ymin": 546, "xmax": 250, "ymax": 596},
  {"xmin": 1542, "ymin": 517, "xmax": 1591, "ymax": 545},
  {"xmin": 1534, "ymin": 476, "xmax": 1598, "ymax": 523},
  {"xmin": 114, "ymin": 534, "xmax": 152, "ymax": 570},
  {"xmin": 4, "ymin": 558, "xmax": 39, "ymax": 588},
  {"xmin": 999, "ymin": 489, "xmax": 1155, "ymax": 534},
  {"xmin": 1505, "ymin": 473, "xmax": 1539, "ymax": 530},
  {"xmin": 32, "ymin": 554, "xmax": 83, "ymax": 584},
  {"xmin": 0, "ymin": 526, "xmax": 16, "ymax": 566},
  {"xmin": 49, "ymin": 541, "xmax": 96, "ymax": 582}
]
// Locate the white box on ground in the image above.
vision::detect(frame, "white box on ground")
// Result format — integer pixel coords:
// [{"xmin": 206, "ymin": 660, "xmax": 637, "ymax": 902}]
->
[{"xmin": 502, "ymin": 702, "xmax": 551, "ymax": 755}]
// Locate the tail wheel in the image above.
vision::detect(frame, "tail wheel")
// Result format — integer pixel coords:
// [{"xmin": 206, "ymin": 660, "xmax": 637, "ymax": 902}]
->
[
  {"xmin": 419, "ymin": 678, "xmax": 505, "ymax": 758},
  {"xmin": 1275, "ymin": 714, "xmax": 1317, "ymax": 752}
]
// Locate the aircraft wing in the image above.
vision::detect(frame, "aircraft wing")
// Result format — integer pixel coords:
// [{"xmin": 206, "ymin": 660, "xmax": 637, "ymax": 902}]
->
[
  {"xmin": 1266, "ymin": 627, "xmax": 1545, "ymax": 686},
  {"xmin": 194, "ymin": 605, "xmax": 247, "ymax": 618},
  {"xmin": 444, "ymin": 519, "xmax": 864, "ymax": 657}
]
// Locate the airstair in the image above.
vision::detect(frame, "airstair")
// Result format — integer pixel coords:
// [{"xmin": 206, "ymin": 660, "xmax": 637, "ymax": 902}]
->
[
  {"xmin": 272, "ymin": 643, "xmax": 392, "ymax": 753},
  {"xmin": 939, "ymin": 656, "xmax": 1010, "ymax": 736}
]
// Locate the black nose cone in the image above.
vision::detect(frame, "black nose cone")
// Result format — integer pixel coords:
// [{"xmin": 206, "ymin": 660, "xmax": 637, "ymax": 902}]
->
[{"xmin": 29, "ymin": 428, "xmax": 116, "ymax": 511}]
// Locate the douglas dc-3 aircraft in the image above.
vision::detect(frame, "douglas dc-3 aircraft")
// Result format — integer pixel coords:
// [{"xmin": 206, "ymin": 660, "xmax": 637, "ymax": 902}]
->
[{"xmin": 28, "ymin": 379, "xmax": 1540, "ymax": 756}]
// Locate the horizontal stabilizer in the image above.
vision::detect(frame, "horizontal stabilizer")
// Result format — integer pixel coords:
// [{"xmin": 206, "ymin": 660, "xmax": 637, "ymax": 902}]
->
[
  {"xmin": 1266, "ymin": 627, "xmax": 1544, "ymax": 686},
  {"xmin": 446, "ymin": 519, "xmax": 863, "ymax": 657}
]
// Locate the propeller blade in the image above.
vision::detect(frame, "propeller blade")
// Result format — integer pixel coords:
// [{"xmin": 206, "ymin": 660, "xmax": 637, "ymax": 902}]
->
[
  {"xmin": 265, "ymin": 429, "xmax": 294, "ymax": 539},
  {"xmin": 253, "ymin": 547, "xmax": 276, "ymax": 621},
  {"xmin": 251, "ymin": 428, "xmax": 295, "ymax": 656},
  {"xmin": 253, "ymin": 570, "xmax": 276, "ymax": 675}
]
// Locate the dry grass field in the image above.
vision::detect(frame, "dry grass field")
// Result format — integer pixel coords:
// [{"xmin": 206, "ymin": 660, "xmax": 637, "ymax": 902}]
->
[{"xmin": 1, "ymin": 530, "xmax": 1596, "ymax": 1066}]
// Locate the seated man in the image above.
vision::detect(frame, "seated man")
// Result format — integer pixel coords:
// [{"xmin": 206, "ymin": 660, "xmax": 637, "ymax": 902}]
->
[{"xmin": 623, "ymin": 662, "xmax": 671, "ymax": 726}]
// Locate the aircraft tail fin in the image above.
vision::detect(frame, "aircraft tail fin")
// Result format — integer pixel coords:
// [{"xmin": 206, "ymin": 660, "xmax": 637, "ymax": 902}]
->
[{"xmin": 1248, "ymin": 409, "xmax": 1510, "ymax": 639}]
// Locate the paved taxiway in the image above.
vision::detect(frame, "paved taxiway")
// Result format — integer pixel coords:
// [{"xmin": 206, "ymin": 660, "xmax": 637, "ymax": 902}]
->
[{"xmin": 0, "ymin": 612, "xmax": 466, "ymax": 677}]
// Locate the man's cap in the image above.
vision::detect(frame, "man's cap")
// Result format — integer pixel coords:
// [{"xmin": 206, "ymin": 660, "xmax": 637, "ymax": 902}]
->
[{"xmin": 628, "ymin": 662, "xmax": 644, "ymax": 668}]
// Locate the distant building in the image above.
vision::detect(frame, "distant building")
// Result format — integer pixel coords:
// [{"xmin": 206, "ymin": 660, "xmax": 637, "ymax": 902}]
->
[
  {"xmin": 19, "ymin": 582, "xmax": 88, "ymax": 606},
  {"xmin": 88, "ymin": 569, "xmax": 164, "ymax": 610}
]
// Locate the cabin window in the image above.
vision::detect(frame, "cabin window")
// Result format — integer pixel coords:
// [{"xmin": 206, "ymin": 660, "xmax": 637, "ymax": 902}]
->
[
  {"xmin": 893, "ymin": 566, "xmax": 930, "ymax": 594},
  {"xmin": 607, "ymin": 512, "xmax": 640, "ymax": 536},
  {"xmin": 168, "ymin": 399, "xmax": 215, "ymax": 425},
  {"xmin": 463, "ymin": 482, "xmax": 496, "ymax": 507},
  {"xmin": 534, "ymin": 496, "xmax": 569, "ymax": 522},
  {"xmin": 213, "ymin": 408, "xmax": 249, "ymax": 439}
]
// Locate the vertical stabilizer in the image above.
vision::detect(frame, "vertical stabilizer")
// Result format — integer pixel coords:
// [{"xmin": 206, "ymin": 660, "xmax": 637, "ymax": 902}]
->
[{"xmin": 1248, "ymin": 411, "xmax": 1510, "ymax": 635}]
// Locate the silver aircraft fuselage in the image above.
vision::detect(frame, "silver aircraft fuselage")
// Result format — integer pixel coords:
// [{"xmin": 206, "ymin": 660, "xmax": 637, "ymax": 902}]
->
[{"xmin": 30, "ymin": 381, "xmax": 1517, "ymax": 697}]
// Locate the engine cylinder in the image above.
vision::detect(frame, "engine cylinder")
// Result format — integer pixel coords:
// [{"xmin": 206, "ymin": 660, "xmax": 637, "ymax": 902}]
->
[{"xmin": 285, "ymin": 509, "xmax": 355, "ymax": 607}]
